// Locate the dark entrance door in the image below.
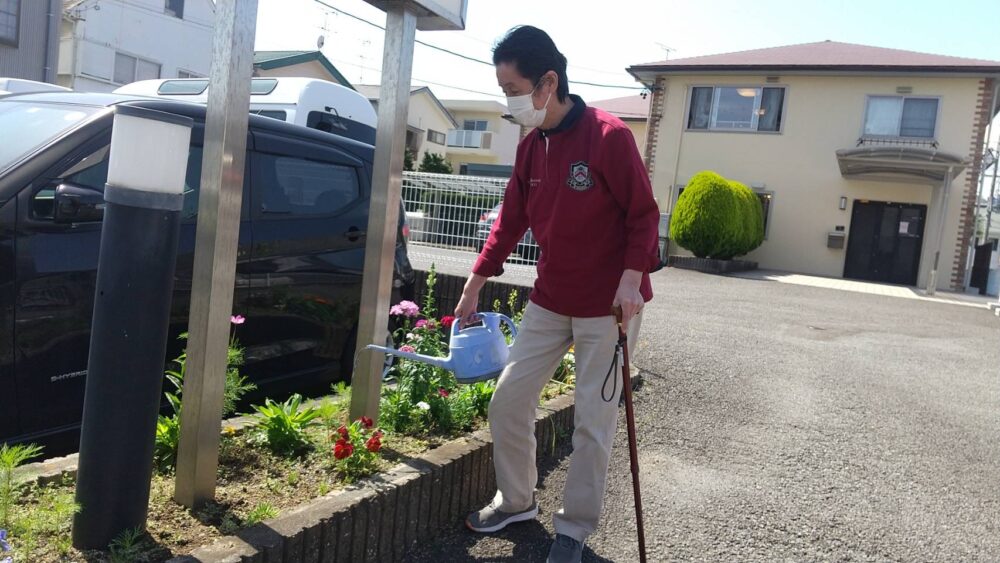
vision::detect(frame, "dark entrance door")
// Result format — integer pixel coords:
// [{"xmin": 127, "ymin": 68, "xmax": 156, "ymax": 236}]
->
[
  {"xmin": 844, "ymin": 200, "xmax": 927, "ymax": 285},
  {"xmin": 969, "ymin": 243, "xmax": 993, "ymax": 295}
]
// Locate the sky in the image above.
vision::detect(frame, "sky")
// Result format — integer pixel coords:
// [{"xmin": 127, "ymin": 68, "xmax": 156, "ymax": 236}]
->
[{"xmin": 254, "ymin": 0, "xmax": 1000, "ymax": 104}]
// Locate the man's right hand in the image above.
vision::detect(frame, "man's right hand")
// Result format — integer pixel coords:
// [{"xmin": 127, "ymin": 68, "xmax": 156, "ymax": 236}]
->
[{"xmin": 455, "ymin": 274, "xmax": 487, "ymax": 327}]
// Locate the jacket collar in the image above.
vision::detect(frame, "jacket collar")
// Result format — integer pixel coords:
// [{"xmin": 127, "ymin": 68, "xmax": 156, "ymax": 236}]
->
[{"xmin": 539, "ymin": 94, "xmax": 586, "ymax": 137}]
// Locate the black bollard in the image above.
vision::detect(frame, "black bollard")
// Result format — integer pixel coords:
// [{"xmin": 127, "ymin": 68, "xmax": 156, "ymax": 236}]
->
[{"xmin": 72, "ymin": 106, "xmax": 192, "ymax": 549}]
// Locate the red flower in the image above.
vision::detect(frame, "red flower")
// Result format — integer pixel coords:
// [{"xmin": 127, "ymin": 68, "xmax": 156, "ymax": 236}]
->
[
  {"xmin": 438, "ymin": 388, "xmax": 449, "ymax": 398},
  {"xmin": 336, "ymin": 425, "xmax": 349, "ymax": 441},
  {"xmin": 440, "ymin": 316, "xmax": 456, "ymax": 329},
  {"xmin": 359, "ymin": 416, "xmax": 374, "ymax": 429},
  {"xmin": 365, "ymin": 432, "xmax": 383, "ymax": 453},
  {"xmin": 334, "ymin": 439, "xmax": 354, "ymax": 460}
]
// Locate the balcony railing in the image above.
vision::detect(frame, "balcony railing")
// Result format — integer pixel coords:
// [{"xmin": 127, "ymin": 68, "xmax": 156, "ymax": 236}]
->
[
  {"xmin": 855, "ymin": 136, "xmax": 939, "ymax": 149},
  {"xmin": 447, "ymin": 129, "xmax": 493, "ymax": 149}
]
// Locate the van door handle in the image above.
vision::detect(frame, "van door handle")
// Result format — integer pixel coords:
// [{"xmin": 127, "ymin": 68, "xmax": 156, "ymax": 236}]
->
[{"xmin": 344, "ymin": 227, "xmax": 364, "ymax": 242}]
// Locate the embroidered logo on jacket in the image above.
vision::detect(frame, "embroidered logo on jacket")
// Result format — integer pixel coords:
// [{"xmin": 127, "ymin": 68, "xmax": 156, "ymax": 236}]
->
[{"xmin": 566, "ymin": 161, "xmax": 594, "ymax": 191}]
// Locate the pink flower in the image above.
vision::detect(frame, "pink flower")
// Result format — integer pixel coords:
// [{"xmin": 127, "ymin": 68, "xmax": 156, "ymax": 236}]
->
[
  {"xmin": 389, "ymin": 300, "xmax": 420, "ymax": 318},
  {"xmin": 438, "ymin": 388, "xmax": 449, "ymax": 398},
  {"xmin": 399, "ymin": 345, "xmax": 416, "ymax": 353},
  {"xmin": 230, "ymin": 315, "xmax": 246, "ymax": 325}
]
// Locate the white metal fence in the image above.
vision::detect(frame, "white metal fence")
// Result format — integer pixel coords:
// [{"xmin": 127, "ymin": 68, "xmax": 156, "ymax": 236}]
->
[{"xmin": 401, "ymin": 171, "xmax": 540, "ymax": 264}]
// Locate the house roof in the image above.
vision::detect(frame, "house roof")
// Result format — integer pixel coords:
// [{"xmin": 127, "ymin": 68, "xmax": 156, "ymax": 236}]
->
[
  {"xmin": 253, "ymin": 51, "xmax": 353, "ymax": 90},
  {"xmin": 356, "ymin": 84, "xmax": 458, "ymax": 128},
  {"xmin": 589, "ymin": 95, "xmax": 650, "ymax": 121},
  {"xmin": 441, "ymin": 99, "xmax": 510, "ymax": 114},
  {"xmin": 628, "ymin": 41, "xmax": 1000, "ymax": 79}
]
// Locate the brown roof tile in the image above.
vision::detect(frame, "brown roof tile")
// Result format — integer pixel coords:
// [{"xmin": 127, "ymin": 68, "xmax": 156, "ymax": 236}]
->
[{"xmin": 629, "ymin": 41, "xmax": 1000, "ymax": 74}]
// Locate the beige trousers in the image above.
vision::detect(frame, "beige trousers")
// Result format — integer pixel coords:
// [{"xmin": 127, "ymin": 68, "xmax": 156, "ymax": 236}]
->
[{"xmin": 488, "ymin": 301, "xmax": 643, "ymax": 542}]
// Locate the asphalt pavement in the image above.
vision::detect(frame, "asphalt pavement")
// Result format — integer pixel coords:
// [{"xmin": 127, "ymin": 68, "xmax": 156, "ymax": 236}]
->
[{"xmin": 404, "ymin": 267, "xmax": 1000, "ymax": 562}]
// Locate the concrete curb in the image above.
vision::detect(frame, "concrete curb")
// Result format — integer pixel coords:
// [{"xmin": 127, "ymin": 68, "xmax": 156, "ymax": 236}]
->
[{"xmin": 168, "ymin": 393, "xmax": 575, "ymax": 563}]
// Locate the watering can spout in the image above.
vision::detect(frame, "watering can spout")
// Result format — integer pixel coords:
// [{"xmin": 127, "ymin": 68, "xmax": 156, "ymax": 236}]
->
[{"xmin": 366, "ymin": 344, "xmax": 452, "ymax": 370}]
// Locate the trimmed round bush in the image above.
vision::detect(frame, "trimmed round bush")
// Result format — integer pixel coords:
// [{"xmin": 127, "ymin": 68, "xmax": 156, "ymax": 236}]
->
[
  {"xmin": 670, "ymin": 171, "xmax": 764, "ymax": 260},
  {"xmin": 730, "ymin": 179, "xmax": 764, "ymax": 256}
]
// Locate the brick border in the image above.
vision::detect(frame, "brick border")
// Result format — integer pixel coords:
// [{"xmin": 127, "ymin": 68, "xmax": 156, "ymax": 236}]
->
[
  {"xmin": 642, "ymin": 76, "xmax": 667, "ymax": 179},
  {"xmin": 952, "ymin": 78, "xmax": 995, "ymax": 290},
  {"xmin": 169, "ymin": 393, "xmax": 575, "ymax": 563},
  {"xmin": 668, "ymin": 255, "xmax": 758, "ymax": 275}
]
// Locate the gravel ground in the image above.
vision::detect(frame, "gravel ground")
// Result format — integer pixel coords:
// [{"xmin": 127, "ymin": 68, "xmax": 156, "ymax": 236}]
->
[{"xmin": 404, "ymin": 267, "xmax": 1000, "ymax": 562}]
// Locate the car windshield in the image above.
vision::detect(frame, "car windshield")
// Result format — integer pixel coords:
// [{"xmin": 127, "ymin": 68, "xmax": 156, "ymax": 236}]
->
[{"xmin": 0, "ymin": 100, "xmax": 99, "ymax": 174}]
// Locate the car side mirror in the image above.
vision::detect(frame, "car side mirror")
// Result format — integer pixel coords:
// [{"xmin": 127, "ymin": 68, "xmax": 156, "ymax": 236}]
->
[{"xmin": 54, "ymin": 183, "xmax": 105, "ymax": 224}]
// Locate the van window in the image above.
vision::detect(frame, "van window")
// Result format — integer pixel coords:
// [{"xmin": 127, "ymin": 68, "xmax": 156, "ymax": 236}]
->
[
  {"xmin": 31, "ymin": 144, "xmax": 205, "ymax": 221},
  {"xmin": 257, "ymin": 154, "xmax": 359, "ymax": 216},
  {"xmin": 251, "ymin": 109, "xmax": 287, "ymax": 121}
]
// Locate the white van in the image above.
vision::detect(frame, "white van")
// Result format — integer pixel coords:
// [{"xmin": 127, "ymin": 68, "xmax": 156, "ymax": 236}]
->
[
  {"xmin": 0, "ymin": 78, "xmax": 70, "ymax": 96},
  {"xmin": 113, "ymin": 77, "xmax": 377, "ymax": 145}
]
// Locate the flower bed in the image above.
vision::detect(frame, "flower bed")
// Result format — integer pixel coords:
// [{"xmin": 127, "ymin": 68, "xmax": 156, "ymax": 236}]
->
[{"xmin": 1, "ymin": 266, "xmax": 575, "ymax": 562}]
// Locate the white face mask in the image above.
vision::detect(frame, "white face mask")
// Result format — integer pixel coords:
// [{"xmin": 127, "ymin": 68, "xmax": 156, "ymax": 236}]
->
[{"xmin": 507, "ymin": 84, "xmax": 552, "ymax": 128}]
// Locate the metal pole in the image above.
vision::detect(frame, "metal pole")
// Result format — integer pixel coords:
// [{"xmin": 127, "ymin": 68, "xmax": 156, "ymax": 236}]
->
[
  {"xmin": 73, "ymin": 107, "xmax": 193, "ymax": 549},
  {"xmin": 350, "ymin": 6, "xmax": 416, "ymax": 422},
  {"xmin": 174, "ymin": 0, "xmax": 258, "ymax": 508},
  {"xmin": 927, "ymin": 167, "xmax": 954, "ymax": 296}
]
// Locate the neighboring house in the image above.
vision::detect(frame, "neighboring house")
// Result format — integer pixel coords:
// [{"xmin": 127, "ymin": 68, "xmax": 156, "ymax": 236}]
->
[
  {"xmin": 589, "ymin": 94, "xmax": 650, "ymax": 157},
  {"xmin": 357, "ymin": 84, "xmax": 457, "ymax": 168},
  {"xmin": 440, "ymin": 99, "xmax": 520, "ymax": 176},
  {"xmin": 0, "ymin": 0, "xmax": 62, "ymax": 84},
  {"xmin": 253, "ymin": 50, "xmax": 353, "ymax": 89},
  {"xmin": 628, "ymin": 40, "xmax": 1000, "ymax": 293},
  {"xmin": 59, "ymin": 0, "xmax": 214, "ymax": 92}
]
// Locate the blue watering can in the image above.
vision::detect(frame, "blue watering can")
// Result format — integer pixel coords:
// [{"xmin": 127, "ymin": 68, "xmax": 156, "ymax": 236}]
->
[{"xmin": 367, "ymin": 312, "xmax": 517, "ymax": 383}]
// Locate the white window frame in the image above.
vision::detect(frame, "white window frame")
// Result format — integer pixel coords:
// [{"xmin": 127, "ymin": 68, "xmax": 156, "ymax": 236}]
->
[
  {"xmin": 0, "ymin": 0, "xmax": 19, "ymax": 47},
  {"xmin": 177, "ymin": 69, "xmax": 204, "ymax": 79},
  {"xmin": 164, "ymin": 0, "xmax": 184, "ymax": 19},
  {"xmin": 685, "ymin": 85, "xmax": 788, "ymax": 134},
  {"xmin": 861, "ymin": 95, "xmax": 941, "ymax": 140},
  {"xmin": 463, "ymin": 119, "xmax": 489, "ymax": 132},
  {"xmin": 113, "ymin": 51, "xmax": 161, "ymax": 85}
]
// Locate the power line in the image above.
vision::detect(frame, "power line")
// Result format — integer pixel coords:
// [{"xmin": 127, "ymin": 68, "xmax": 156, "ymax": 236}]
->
[
  {"xmin": 312, "ymin": 0, "xmax": 645, "ymax": 91},
  {"xmin": 329, "ymin": 57, "xmax": 506, "ymax": 99}
]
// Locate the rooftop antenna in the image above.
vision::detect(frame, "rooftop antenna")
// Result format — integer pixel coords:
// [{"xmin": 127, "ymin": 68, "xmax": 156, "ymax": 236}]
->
[{"xmin": 655, "ymin": 42, "xmax": 675, "ymax": 59}]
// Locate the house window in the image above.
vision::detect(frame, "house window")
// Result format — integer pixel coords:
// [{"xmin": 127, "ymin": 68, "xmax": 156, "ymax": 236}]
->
[
  {"xmin": 177, "ymin": 69, "xmax": 204, "ymax": 79},
  {"xmin": 863, "ymin": 96, "xmax": 938, "ymax": 138},
  {"xmin": 165, "ymin": 0, "xmax": 184, "ymax": 19},
  {"xmin": 113, "ymin": 52, "xmax": 161, "ymax": 85},
  {"xmin": 427, "ymin": 129, "xmax": 446, "ymax": 145},
  {"xmin": 0, "ymin": 0, "xmax": 19, "ymax": 47},
  {"xmin": 463, "ymin": 119, "xmax": 488, "ymax": 131},
  {"xmin": 687, "ymin": 86, "xmax": 785, "ymax": 132}
]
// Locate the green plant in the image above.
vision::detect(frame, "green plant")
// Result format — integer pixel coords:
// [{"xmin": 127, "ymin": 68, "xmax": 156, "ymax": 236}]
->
[
  {"xmin": 0, "ymin": 443, "xmax": 42, "ymax": 529},
  {"xmin": 732, "ymin": 179, "xmax": 764, "ymax": 254},
  {"xmin": 245, "ymin": 502, "xmax": 279, "ymax": 526},
  {"xmin": 3, "ymin": 476, "xmax": 78, "ymax": 557},
  {"xmin": 671, "ymin": 170, "xmax": 761, "ymax": 260},
  {"xmin": 404, "ymin": 147, "xmax": 416, "ymax": 171},
  {"xmin": 250, "ymin": 394, "xmax": 321, "ymax": 455},
  {"xmin": 332, "ymin": 418, "xmax": 384, "ymax": 483},
  {"xmin": 109, "ymin": 526, "xmax": 146, "ymax": 563},
  {"xmin": 418, "ymin": 152, "xmax": 453, "ymax": 174},
  {"xmin": 154, "ymin": 321, "xmax": 257, "ymax": 472}
]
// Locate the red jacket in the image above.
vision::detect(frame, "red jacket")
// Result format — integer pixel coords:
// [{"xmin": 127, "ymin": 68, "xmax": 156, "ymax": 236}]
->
[{"xmin": 473, "ymin": 96, "xmax": 660, "ymax": 317}]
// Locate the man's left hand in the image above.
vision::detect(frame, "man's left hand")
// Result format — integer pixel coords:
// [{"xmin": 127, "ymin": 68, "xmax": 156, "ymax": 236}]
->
[{"xmin": 613, "ymin": 269, "xmax": 644, "ymax": 330}]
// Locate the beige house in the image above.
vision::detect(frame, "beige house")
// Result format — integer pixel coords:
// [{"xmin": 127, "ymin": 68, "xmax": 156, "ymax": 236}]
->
[
  {"xmin": 629, "ymin": 41, "xmax": 1000, "ymax": 293},
  {"xmin": 440, "ymin": 99, "xmax": 520, "ymax": 176},
  {"xmin": 253, "ymin": 51, "xmax": 352, "ymax": 88},
  {"xmin": 357, "ymin": 84, "xmax": 457, "ymax": 168},
  {"xmin": 589, "ymin": 95, "xmax": 650, "ymax": 157}
]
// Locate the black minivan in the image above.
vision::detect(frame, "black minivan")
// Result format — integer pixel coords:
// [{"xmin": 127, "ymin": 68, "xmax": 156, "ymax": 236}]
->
[{"xmin": 0, "ymin": 92, "xmax": 413, "ymax": 449}]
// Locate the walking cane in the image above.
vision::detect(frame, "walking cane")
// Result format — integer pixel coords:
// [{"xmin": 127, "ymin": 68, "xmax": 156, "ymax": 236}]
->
[{"xmin": 613, "ymin": 305, "xmax": 647, "ymax": 563}]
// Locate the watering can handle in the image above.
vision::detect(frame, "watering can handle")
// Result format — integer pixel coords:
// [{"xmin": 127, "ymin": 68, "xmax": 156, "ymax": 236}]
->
[{"xmin": 451, "ymin": 313, "xmax": 478, "ymax": 338}]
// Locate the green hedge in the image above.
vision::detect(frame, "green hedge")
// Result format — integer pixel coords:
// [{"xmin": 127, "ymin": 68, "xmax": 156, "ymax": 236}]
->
[{"xmin": 670, "ymin": 171, "xmax": 764, "ymax": 260}]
